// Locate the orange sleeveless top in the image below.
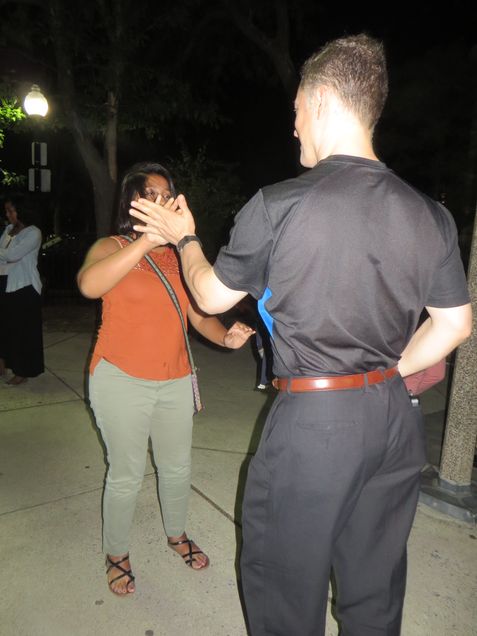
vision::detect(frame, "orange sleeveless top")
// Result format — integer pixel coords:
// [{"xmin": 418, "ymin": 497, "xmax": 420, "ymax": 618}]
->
[{"xmin": 90, "ymin": 237, "xmax": 191, "ymax": 380}]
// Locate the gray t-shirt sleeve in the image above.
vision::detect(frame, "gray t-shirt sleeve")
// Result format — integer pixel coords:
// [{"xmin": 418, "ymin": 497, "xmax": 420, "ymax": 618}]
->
[
  {"xmin": 426, "ymin": 205, "xmax": 470, "ymax": 307},
  {"xmin": 213, "ymin": 190, "xmax": 273, "ymax": 299}
]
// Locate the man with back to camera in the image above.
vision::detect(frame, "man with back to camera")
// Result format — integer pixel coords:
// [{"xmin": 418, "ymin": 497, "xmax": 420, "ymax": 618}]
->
[{"xmin": 130, "ymin": 34, "xmax": 472, "ymax": 636}]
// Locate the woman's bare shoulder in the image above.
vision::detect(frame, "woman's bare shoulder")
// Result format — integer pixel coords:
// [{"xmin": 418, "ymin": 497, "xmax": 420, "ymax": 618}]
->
[{"xmin": 80, "ymin": 236, "xmax": 122, "ymax": 269}]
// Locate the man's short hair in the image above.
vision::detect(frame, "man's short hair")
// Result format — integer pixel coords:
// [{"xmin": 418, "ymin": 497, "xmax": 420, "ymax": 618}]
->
[{"xmin": 300, "ymin": 34, "xmax": 388, "ymax": 130}]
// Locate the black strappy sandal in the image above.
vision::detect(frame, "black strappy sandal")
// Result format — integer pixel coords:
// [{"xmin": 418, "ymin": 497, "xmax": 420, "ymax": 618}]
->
[
  {"xmin": 167, "ymin": 537, "xmax": 209, "ymax": 570},
  {"xmin": 106, "ymin": 554, "xmax": 135, "ymax": 594}
]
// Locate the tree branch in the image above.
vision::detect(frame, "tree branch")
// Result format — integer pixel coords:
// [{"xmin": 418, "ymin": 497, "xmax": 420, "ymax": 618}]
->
[{"xmin": 222, "ymin": 0, "xmax": 297, "ymax": 98}]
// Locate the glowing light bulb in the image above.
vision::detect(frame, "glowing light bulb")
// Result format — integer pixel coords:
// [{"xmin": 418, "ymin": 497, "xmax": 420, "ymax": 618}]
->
[{"xmin": 24, "ymin": 84, "xmax": 48, "ymax": 117}]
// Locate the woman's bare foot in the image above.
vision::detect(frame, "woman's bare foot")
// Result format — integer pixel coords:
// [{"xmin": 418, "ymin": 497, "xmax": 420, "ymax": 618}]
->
[
  {"xmin": 167, "ymin": 533, "xmax": 209, "ymax": 570},
  {"xmin": 106, "ymin": 553, "xmax": 135, "ymax": 595},
  {"xmin": 6, "ymin": 375, "xmax": 27, "ymax": 385}
]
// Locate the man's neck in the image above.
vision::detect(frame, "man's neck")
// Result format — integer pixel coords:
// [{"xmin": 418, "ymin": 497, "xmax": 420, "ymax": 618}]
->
[{"xmin": 316, "ymin": 119, "xmax": 378, "ymax": 163}]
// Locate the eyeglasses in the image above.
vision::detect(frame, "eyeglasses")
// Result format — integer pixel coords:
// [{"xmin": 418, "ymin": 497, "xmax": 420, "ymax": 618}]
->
[{"xmin": 143, "ymin": 187, "xmax": 172, "ymax": 203}]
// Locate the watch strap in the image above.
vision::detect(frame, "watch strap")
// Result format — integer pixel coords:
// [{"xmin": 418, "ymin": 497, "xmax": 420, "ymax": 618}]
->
[{"xmin": 177, "ymin": 235, "xmax": 202, "ymax": 252}]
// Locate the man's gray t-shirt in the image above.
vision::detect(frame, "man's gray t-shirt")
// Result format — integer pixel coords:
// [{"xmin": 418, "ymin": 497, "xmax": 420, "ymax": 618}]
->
[{"xmin": 214, "ymin": 155, "xmax": 470, "ymax": 377}]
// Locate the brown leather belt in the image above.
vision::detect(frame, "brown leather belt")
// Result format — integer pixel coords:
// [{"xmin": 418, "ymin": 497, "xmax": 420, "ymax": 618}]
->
[{"xmin": 272, "ymin": 367, "xmax": 399, "ymax": 392}]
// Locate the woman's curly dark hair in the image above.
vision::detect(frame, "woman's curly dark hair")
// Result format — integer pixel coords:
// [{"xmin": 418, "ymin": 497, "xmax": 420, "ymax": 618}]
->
[{"xmin": 115, "ymin": 162, "xmax": 176, "ymax": 236}]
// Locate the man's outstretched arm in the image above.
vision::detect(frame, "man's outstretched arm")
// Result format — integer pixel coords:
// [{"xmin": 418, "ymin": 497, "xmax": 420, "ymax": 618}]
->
[
  {"xmin": 176, "ymin": 239, "xmax": 247, "ymax": 313},
  {"xmin": 129, "ymin": 194, "xmax": 247, "ymax": 313}
]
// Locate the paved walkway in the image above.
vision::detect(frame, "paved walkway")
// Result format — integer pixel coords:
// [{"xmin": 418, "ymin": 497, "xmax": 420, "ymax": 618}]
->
[{"xmin": 0, "ymin": 301, "xmax": 476, "ymax": 636}]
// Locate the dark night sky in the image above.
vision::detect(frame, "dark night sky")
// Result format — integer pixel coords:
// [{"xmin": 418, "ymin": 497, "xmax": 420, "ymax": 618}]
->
[
  {"xmin": 2, "ymin": 1, "xmax": 477, "ymax": 241},
  {"xmin": 193, "ymin": 3, "xmax": 477, "ymax": 195},
  {"xmin": 306, "ymin": 3, "xmax": 476, "ymax": 58}
]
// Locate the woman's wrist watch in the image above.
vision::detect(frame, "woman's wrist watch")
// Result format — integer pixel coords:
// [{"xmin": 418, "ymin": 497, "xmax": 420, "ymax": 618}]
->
[{"xmin": 177, "ymin": 235, "xmax": 202, "ymax": 252}]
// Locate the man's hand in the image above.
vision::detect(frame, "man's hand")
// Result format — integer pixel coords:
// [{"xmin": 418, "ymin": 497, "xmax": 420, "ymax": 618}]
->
[
  {"xmin": 398, "ymin": 304, "xmax": 472, "ymax": 377},
  {"xmin": 130, "ymin": 193, "xmax": 196, "ymax": 246},
  {"xmin": 223, "ymin": 321, "xmax": 256, "ymax": 349}
]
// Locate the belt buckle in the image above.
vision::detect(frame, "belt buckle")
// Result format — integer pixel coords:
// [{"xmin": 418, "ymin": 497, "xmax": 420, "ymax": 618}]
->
[{"xmin": 315, "ymin": 378, "xmax": 331, "ymax": 389}]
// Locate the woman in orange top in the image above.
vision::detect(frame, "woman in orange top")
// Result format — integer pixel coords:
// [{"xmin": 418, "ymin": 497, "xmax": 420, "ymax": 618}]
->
[{"xmin": 77, "ymin": 162, "xmax": 253, "ymax": 595}]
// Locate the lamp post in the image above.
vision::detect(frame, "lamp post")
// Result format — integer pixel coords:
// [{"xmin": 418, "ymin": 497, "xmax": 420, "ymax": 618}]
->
[{"xmin": 23, "ymin": 84, "xmax": 50, "ymax": 193}]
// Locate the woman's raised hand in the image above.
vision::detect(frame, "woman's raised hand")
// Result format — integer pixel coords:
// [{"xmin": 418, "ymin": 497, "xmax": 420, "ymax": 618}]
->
[
  {"xmin": 130, "ymin": 193, "xmax": 196, "ymax": 247},
  {"xmin": 223, "ymin": 321, "xmax": 256, "ymax": 349}
]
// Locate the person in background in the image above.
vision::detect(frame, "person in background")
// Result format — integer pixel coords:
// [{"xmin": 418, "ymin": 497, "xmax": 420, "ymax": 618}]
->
[
  {"xmin": 77, "ymin": 162, "xmax": 254, "ymax": 596},
  {"xmin": 129, "ymin": 35, "xmax": 471, "ymax": 636},
  {"xmin": 254, "ymin": 310, "xmax": 273, "ymax": 391},
  {"xmin": 0, "ymin": 195, "xmax": 44, "ymax": 385},
  {"xmin": 226, "ymin": 294, "xmax": 273, "ymax": 391}
]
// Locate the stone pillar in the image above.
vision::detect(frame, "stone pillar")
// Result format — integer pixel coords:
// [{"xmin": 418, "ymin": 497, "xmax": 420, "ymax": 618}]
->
[{"xmin": 439, "ymin": 209, "xmax": 477, "ymax": 488}]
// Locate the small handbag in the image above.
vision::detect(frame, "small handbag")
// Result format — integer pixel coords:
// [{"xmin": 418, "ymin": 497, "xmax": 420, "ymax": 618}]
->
[
  {"xmin": 403, "ymin": 358, "xmax": 446, "ymax": 396},
  {"xmin": 121, "ymin": 236, "xmax": 203, "ymax": 413}
]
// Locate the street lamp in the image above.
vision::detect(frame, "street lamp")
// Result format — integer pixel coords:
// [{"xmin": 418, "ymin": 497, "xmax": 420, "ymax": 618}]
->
[
  {"xmin": 23, "ymin": 84, "xmax": 48, "ymax": 117},
  {"xmin": 23, "ymin": 84, "xmax": 50, "ymax": 192}
]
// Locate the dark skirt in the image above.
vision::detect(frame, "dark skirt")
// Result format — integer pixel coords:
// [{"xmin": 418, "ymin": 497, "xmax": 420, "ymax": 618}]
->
[{"xmin": 0, "ymin": 275, "xmax": 44, "ymax": 377}]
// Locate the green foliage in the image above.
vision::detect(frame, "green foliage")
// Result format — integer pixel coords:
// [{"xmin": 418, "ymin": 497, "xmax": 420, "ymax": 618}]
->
[
  {"xmin": 0, "ymin": 0, "xmax": 229, "ymax": 236},
  {"xmin": 0, "ymin": 89, "xmax": 26, "ymax": 186},
  {"xmin": 0, "ymin": 1, "xmax": 222, "ymax": 140},
  {"xmin": 168, "ymin": 147, "xmax": 246, "ymax": 258},
  {"xmin": 0, "ymin": 95, "xmax": 25, "ymax": 149},
  {"xmin": 0, "ymin": 169, "xmax": 26, "ymax": 187},
  {"xmin": 59, "ymin": 0, "xmax": 222, "ymax": 138}
]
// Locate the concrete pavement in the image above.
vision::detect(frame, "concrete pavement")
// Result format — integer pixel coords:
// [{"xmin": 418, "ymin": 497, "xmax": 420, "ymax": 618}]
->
[{"xmin": 0, "ymin": 301, "xmax": 476, "ymax": 636}]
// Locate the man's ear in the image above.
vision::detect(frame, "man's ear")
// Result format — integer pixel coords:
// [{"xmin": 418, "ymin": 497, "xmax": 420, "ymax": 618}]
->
[{"xmin": 313, "ymin": 86, "xmax": 327, "ymax": 118}]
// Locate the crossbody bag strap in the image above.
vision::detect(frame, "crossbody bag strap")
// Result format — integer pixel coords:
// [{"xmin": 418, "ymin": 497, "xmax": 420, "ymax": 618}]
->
[{"xmin": 119, "ymin": 236, "xmax": 196, "ymax": 373}]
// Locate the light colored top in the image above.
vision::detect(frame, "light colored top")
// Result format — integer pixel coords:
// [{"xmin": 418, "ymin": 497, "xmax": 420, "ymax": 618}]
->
[
  {"xmin": 90, "ymin": 237, "xmax": 191, "ymax": 381},
  {"xmin": 0, "ymin": 226, "xmax": 13, "ymax": 275},
  {"xmin": 0, "ymin": 224, "xmax": 42, "ymax": 294}
]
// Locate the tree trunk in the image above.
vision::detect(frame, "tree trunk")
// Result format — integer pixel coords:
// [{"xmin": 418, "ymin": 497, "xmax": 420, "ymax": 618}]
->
[
  {"xmin": 66, "ymin": 110, "xmax": 114, "ymax": 237},
  {"xmin": 49, "ymin": 0, "xmax": 116, "ymax": 237},
  {"xmin": 439, "ymin": 205, "xmax": 477, "ymax": 487},
  {"xmin": 440, "ymin": 49, "xmax": 477, "ymax": 487},
  {"xmin": 101, "ymin": 0, "xmax": 123, "ymax": 186},
  {"xmin": 92, "ymin": 173, "xmax": 116, "ymax": 238},
  {"xmin": 105, "ymin": 90, "xmax": 118, "ymax": 184}
]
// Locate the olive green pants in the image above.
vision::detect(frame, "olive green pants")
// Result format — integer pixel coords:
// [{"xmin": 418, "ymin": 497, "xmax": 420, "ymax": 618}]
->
[{"xmin": 89, "ymin": 358, "xmax": 194, "ymax": 555}]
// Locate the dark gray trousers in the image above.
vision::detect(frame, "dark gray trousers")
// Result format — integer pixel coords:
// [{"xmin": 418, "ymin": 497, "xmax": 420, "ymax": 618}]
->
[{"xmin": 241, "ymin": 374, "xmax": 426, "ymax": 636}]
